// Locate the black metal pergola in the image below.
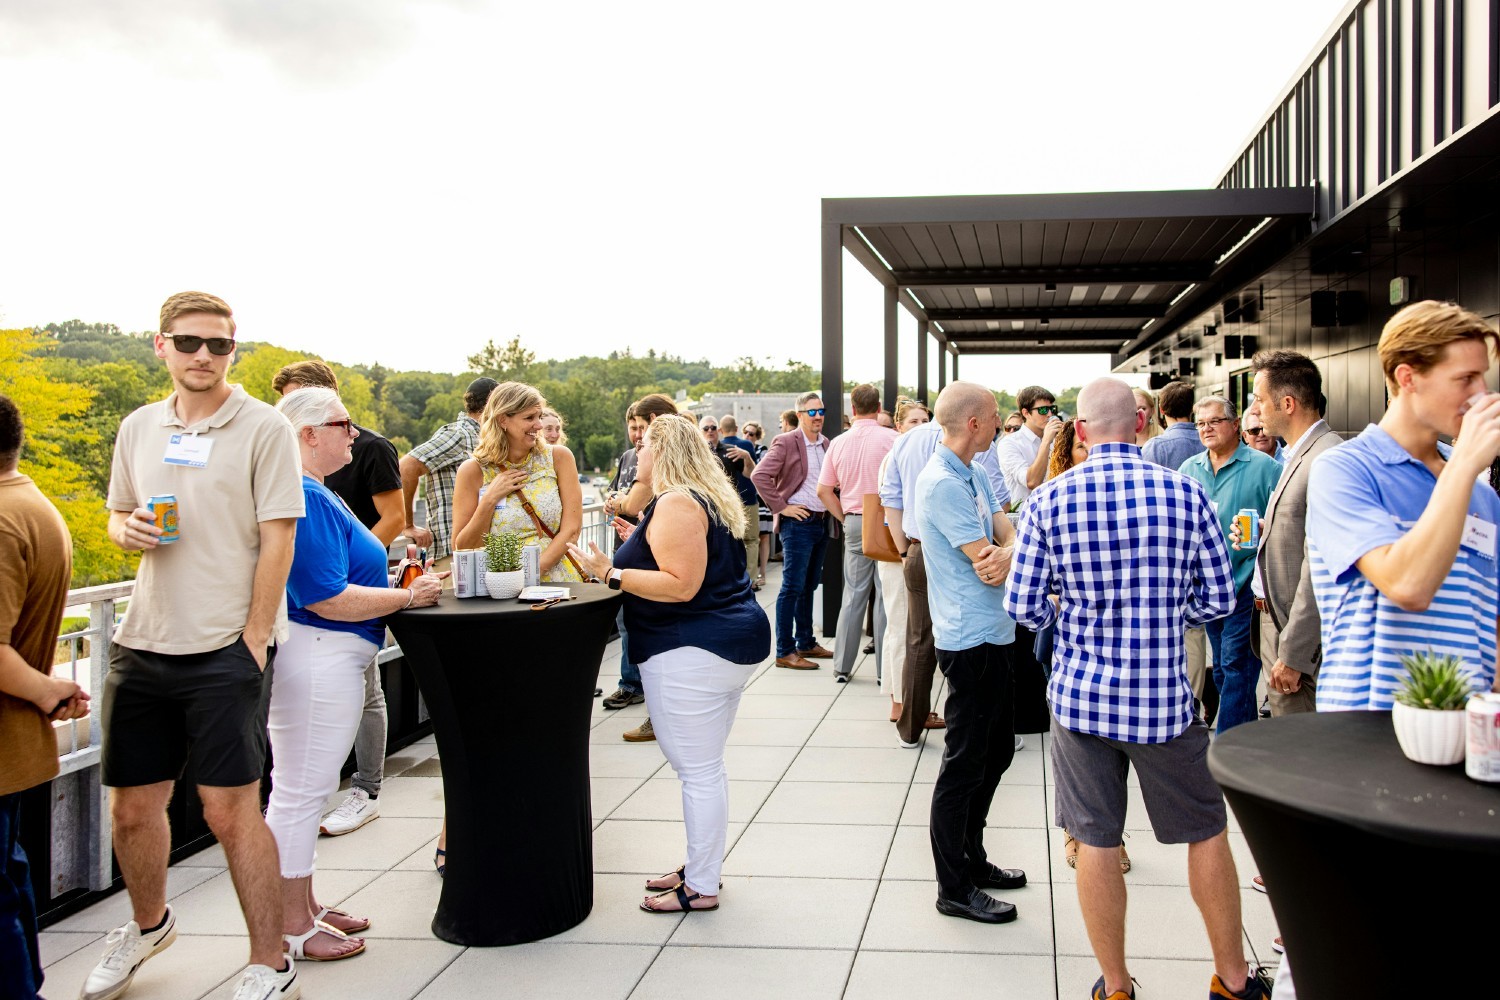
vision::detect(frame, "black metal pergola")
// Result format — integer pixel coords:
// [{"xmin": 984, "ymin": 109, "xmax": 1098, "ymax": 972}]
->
[{"xmin": 818, "ymin": 187, "xmax": 1317, "ymax": 431}]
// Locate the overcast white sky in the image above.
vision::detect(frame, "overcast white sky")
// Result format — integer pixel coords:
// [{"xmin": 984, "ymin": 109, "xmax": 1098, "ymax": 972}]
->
[{"xmin": 0, "ymin": 0, "xmax": 1349, "ymax": 392}]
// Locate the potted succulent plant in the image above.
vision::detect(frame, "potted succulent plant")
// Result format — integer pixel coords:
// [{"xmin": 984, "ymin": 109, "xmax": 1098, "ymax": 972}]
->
[
  {"xmin": 1392, "ymin": 650, "xmax": 1472, "ymax": 765},
  {"xmin": 484, "ymin": 532, "xmax": 525, "ymax": 600}
]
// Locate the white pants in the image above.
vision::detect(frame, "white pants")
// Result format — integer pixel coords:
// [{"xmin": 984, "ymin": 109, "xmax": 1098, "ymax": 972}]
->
[
  {"xmin": 877, "ymin": 559, "xmax": 907, "ymax": 699},
  {"xmin": 638, "ymin": 645, "xmax": 756, "ymax": 896},
  {"xmin": 266, "ymin": 621, "xmax": 378, "ymax": 879}
]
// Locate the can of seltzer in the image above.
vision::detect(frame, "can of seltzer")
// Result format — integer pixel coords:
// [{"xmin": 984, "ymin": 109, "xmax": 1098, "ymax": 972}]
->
[
  {"xmin": 453, "ymin": 549, "xmax": 480, "ymax": 599},
  {"xmin": 147, "ymin": 495, "xmax": 180, "ymax": 544},
  {"xmin": 522, "ymin": 544, "xmax": 541, "ymax": 589},
  {"xmin": 1235, "ymin": 509, "xmax": 1259, "ymax": 549},
  {"xmin": 1465, "ymin": 693, "xmax": 1500, "ymax": 782}
]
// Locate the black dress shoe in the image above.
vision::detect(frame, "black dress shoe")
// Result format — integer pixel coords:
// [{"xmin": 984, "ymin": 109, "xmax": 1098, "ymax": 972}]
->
[
  {"xmin": 934, "ymin": 887, "xmax": 1017, "ymax": 924},
  {"xmin": 971, "ymin": 863, "xmax": 1027, "ymax": 890}
]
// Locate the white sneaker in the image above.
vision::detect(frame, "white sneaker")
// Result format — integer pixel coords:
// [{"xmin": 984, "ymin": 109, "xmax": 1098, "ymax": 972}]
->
[
  {"xmin": 231, "ymin": 960, "xmax": 300, "ymax": 1000},
  {"xmin": 898, "ymin": 736, "xmax": 920, "ymax": 749},
  {"xmin": 1014, "ymin": 735, "xmax": 1025, "ymax": 751},
  {"xmin": 80, "ymin": 905, "xmax": 177, "ymax": 1000},
  {"xmin": 320, "ymin": 788, "xmax": 379, "ymax": 836}
]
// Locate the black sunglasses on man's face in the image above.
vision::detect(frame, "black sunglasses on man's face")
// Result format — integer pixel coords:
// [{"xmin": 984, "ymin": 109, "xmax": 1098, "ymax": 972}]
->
[{"xmin": 165, "ymin": 334, "xmax": 236, "ymax": 356}]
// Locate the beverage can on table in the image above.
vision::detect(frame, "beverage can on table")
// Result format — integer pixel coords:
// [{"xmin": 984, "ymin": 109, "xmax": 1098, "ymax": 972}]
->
[
  {"xmin": 1235, "ymin": 509, "xmax": 1259, "ymax": 549},
  {"xmin": 147, "ymin": 494, "xmax": 180, "ymax": 544},
  {"xmin": 522, "ymin": 543, "xmax": 541, "ymax": 589},
  {"xmin": 1466, "ymin": 693, "xmax": 1500, "ymax": 783},
  {"xmin": 453, "ymin": 549, "xmax": 481, "ymax": 599}
]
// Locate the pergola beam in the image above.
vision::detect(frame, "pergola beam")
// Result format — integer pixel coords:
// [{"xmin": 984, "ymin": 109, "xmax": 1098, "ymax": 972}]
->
[
  {"xmin": 927, "ymin": 305, "xmax": 1167, "ymax": 322},
  {"xmin": 894, "ymin": 265, "xmax": 1211, "ymax": 288}
]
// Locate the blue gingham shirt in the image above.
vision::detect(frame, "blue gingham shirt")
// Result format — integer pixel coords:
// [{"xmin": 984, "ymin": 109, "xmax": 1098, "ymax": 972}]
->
[{"xmin": 1004, "ymin": 442, "xmax": 1236, "ymax": 743}]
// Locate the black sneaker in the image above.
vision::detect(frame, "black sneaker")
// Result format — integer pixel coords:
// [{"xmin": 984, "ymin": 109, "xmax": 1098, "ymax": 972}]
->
[
  {"xmin": 1209, "ymin": 966, "xmax": 1273, "ymax": 999},
  {"xmin": 1091, "ymin": 976, "xmax": 1137, "ymax": 1000},
  {"xmin": 602, "ymin": 688, "xmax": 645, "ymax": 710}
]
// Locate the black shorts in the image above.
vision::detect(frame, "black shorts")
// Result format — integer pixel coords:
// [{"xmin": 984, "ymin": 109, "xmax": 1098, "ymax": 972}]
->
[
  {"xmin": 1049, "ymin": 716, "xmax": 1227, "ymax": 847},
  {"xmin": 101, "ymin": 637, "xmax": 275, "ymax": 789}
]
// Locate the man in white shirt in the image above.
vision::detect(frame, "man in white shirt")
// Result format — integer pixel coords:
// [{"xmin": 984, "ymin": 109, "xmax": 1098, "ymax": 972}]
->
[{"xmin": 996, "ymin": 386, "xmax": 1062, "ymax": 508}]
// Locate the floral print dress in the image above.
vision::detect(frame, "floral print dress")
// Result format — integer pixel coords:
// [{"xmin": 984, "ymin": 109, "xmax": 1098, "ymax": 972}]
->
[{"xmin": 480, "ymin": 446, "xmax": 583, "ymax": 583}]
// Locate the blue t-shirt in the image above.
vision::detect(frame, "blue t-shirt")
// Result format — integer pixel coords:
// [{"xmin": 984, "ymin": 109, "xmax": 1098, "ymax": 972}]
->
[
  {"xmin": 287, "ymin": 477, "xmax": 390, "ymax": 647},
  {"xmin": 1306, "ymin": 424, "xmax": 1500, "ymax": 711},
  {"xmin": 914, "ymin": 444, "xmax": 1016, "ymax": 651}
]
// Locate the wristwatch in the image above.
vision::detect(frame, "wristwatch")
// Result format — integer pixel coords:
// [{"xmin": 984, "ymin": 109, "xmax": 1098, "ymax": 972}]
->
[{"xmin": 607, "ymin": 568, "xmax": 624, "ymax": 591}]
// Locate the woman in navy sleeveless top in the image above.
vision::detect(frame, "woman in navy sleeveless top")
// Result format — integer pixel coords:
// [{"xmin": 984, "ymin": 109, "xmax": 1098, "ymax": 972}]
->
[{"xmin": 570, "ymin": 415, "xmax": 770, "ymax": 915}]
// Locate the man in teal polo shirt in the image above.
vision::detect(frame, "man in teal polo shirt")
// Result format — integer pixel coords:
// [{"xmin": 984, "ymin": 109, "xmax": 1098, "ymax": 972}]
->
[
  {"xmin": 1178, "ymin": 395, "xmax": 1281, "ymax": 732},
  {"xmin": 914, "ymin": 382, "xmax": 1026, "ymax": 925}
]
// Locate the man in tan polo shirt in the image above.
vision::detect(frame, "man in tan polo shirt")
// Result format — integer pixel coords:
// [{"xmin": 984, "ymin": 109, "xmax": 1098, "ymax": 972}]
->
[{"xmin": 80, "ymin": 292, "xmax": 306, "ymax": 1000}]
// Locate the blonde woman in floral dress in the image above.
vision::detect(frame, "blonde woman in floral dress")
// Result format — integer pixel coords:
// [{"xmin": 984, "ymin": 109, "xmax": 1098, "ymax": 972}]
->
[{"xmin": 453, "ymin": 382, "xmax": 584, "ymax": 582}]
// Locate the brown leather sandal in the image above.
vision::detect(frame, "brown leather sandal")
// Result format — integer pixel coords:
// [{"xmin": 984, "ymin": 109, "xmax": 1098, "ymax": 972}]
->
[{"xmin": 1064, "ymin": 830, "xmax": 1079, "ymax": 869}]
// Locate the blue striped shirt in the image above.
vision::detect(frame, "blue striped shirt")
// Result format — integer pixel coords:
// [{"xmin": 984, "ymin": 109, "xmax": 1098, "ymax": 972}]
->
[
  {"xmin": 1005, "ymin": 442, "xmax": 1236, "ymax": 743},
  {"xmin": 1306, "ymin": 424, "xmax": 1500, "ymax": 711}
]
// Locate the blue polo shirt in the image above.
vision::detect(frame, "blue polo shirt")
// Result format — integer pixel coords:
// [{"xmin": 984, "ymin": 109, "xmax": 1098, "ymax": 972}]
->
[
  {"xmin": 913, "ymin": 444, "xmax": 1015, "ymax": 652},
  {"xmin": 1306, "ymin": 424, "xmax": 1500, "ymax": 711},
  {"xmin": 287, "ymin": 477, "xmax": 391, "ymax": 647},
  {"xmin": 1178, "ymin": 443, "xmax": 1282, "ymax": 592}
]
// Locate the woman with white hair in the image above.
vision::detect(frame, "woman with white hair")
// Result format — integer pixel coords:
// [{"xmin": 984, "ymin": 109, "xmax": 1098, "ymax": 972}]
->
[
  {"xmin": 569, "ymin": 414, "xmax": 770, "ymax": 914},
  {"xmin": 269, "ymin": 387, "xmax": 444, "ymax": 961}
]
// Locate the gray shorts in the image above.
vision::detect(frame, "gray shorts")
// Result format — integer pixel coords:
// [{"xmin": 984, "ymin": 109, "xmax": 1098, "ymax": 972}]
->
[{"xmin": 1049, "ymin": 716, "xmax": 1226, "ymax": 847}]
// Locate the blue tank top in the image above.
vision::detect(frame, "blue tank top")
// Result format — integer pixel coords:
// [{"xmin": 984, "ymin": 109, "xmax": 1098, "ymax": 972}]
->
[{"xmin": 613, "ymin": 493, "xmax": 771, "ymax": 666}]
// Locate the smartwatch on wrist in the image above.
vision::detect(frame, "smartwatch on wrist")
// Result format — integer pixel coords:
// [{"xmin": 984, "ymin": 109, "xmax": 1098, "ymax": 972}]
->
[{"xmin": 607, "ymin": 568, "xmax": 624, "ymax": 591}]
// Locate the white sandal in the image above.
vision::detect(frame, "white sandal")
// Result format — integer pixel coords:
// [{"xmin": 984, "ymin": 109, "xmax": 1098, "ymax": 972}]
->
[
  {"xmin": 283, "ymin": 919, "xmax": 366, "ymax": 962},
  {"xmin": 314, "ymin": 905, "xmax": 371, "ymax": 933}
]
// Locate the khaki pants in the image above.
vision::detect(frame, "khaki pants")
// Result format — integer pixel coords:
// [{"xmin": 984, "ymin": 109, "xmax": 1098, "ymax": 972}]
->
[
  {"xmin": 1260, "ymin": 614, "xmax": 1317, "ymax": 715},
  {"xmin": 1185, "ymin": 626, "xmax": 1207, "ymax": 699},
  {"xmin": 739, "ymin": 503, "xmax": 760, "ymax": 578}
]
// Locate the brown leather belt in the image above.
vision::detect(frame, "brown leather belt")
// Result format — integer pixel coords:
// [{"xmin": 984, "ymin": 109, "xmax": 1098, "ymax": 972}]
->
[{"xmin": 1254, "ymin": 598, "xmax": 1269, "ymax": 613}]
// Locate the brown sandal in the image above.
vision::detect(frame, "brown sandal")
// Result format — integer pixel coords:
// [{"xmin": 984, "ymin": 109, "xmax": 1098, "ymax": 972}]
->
[
  {"xmin": 1063, "ymin": 831, "xmax": 1132, "ymax": 873},
  {"xmin": 640, "ymin": 882, "xmax": 718, "ymax": 913}
]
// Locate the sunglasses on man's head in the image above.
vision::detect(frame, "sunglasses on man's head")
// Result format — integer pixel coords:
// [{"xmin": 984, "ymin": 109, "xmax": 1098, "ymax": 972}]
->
[
  {"xmin": 800, "ymin": 408, "xmax": 826, "ymax": 417},
  {"xmin": 165, "ymin": 334, "xmax": 236, "ymax": 356}
]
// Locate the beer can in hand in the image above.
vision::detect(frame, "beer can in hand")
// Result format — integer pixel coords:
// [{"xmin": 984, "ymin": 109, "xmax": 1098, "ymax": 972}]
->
[
  {"xmin": 1235, "ymin": 509, "xmax": 1259, "ymax": 549},
  {"xmin": 1466, "ymin": 693, "xmax": 1500, "ymax": 783},
  {"xmin": 147, "ymin": 495, "xmax": 180, "ymax": 544}
]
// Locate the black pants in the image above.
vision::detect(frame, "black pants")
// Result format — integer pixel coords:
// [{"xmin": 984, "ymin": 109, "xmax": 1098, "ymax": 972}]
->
[{"xmin": 930, "ymin": 641, "xmax": 1017, "ymax": 899}]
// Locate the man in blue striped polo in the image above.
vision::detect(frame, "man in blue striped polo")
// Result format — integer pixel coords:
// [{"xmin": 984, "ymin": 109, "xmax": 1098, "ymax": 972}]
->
[{"xmin": 1307, "ymin": 300, "xmax": 1500, "ymax": 710}]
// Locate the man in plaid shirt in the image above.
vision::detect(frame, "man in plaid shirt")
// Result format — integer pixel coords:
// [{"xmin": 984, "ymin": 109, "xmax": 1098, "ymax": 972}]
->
[
  {"xmin": 1005, "ymin": 379, "xmax": 1268, "ymax": 1000},
  {"xmin": 400, "ymin": 378, "xmax": 498, "ymax": 569}
]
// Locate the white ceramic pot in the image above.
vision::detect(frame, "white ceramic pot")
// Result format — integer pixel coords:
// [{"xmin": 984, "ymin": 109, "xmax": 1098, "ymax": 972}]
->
[
  {"xmin": 1392, "ymin": 701, "xmax": 1467, "ymax": 765},
  {"xmin": 484, "ymin": 570, "xmax": 524, "ymax": 600}
]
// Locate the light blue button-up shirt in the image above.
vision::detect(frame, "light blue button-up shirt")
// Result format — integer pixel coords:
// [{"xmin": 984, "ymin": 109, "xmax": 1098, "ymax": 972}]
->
[
  {"xmin": 878, "ymin": 421, "xmax": 942, "ymax": 542},
  {"xmin": 1177, "ymin": 443, "xmax": 1282, "ymax": 592},
  {"xmin": 914, "ymin": 444, "xmax": 1015, "ymax": 651},
  {"xmin": 1141, "ymin": 420, "xmax": 1205, "ymax": 471}
]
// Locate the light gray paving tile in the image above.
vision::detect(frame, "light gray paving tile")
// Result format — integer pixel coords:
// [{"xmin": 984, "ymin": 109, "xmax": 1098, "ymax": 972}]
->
[
  {"xmin": 725, "ymin": 716, "xmax": 821, "ymax": 746},
  {"xmin": 37, "ymin": 930, "xmax": 102, "ymax": 967},
  {"xmin": 41, "ymin": 932, "xmax": 246, "ymax": 1000},
  {"xmin": 806, "ymin": 719, "xmax": 912, "ymax": 748},
  {"xmin": 592, "ymin": 820, "xmax": 747, "ymax": 875},
  {"xmin": 898, "ymin": 782, "xmax": 1049, "ymax": 828},
  {"xmin": 589, "ymin": 743, "xmax": 669, "ymax": 778},
  {"xmin": 721, "ymin": 743, "xmax": 801, "ymax": 782},
  {"xmin": 859, "ymin": 879, "xmax": 1054, "ymax": 955},
  {"xmin": 158, "ymin": 868, "xmax": 383, "ymax": 940},
  {"xmin": 1052, "ymin": 882, "xmax": 1279, "ymax": 960},
  {"xmin": 417, "ymin": 942, "xmax": 657, "ymax": 1000},
  {"xmin": 608, "ymin": 778, "xmax": 775, "ymax": 824},
  {"xmin": 734, "ymin": 694, "xmax": 837, "ymax": 720},
  {"xmin": 382, "ymin": 741, "xmax": 441, "ymax": 777},
  {"xmin": 365, "ymin": 776, "xmax": 447, "ymax": 818},
  {"xmin": 666, "ymin": 876, "xmax": 876, "ymax": 949},
  {"xmin": 880, "ymin": 825, "xmax": 1050, "ymax": 883},
  {"xmin": 203, "ymin": 937, "xmax": 464, "ymax": 1000},
  {"xmin": 590, "ymin": 708, "xmax": 651, "ymax": 740},
  {"xmin": 313, "ymin": 816, "xmax": 447, "ymax": 871},
  {"xmin": 822, "ymin": 692, "xmax": 904, "ymax": 721},
  {"xmin": 845, "ymin": 950, "xmax": 1055, "ymax": 1000},
  {"xmin": 745, "ymin": 668, "xmax": 841, "ymax": 696},
  {"xmin": 335, "ymin": 870, "xmax": 444, "ymax": 939},
  {"xmin": 721, "ymin": 822, "xmax": 892, "ymax": 880},
  {"xmin": 548, "ymin": 873, "xmax": 690, "ymax": 945},
  {"xmin": 51, "ymin": 863, "xmax": 223, "ymax": 931},
  {"xmin": 591, "ymin": 775, "xmax": 647, "ymax": 817},
  {"xmin": 782, "ymin": 746, "xmax": 921, "ymax": 783},
  {"xmin": 754, "ymin": 779, "xmax": 909, "ymax": 826},
  {"xmin": 394, "ymin": 835, "xmax": 443, "ymax": 872},
  {"xmin": 633, "ymin": 945, "xmax": 854, "ymax": 1000}
]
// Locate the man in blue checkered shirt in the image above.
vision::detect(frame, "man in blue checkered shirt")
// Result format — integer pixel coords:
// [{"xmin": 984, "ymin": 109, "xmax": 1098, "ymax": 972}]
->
[{"xmin": 1005, "ymin": 379, "xmax": 1268, "ymax": 1000}]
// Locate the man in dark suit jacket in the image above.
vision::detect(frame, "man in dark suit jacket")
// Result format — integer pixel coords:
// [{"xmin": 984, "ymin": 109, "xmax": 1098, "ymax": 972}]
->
[
  {"xmin": 751, "ymin": 391, "xmax": 832, "ymax": 670},
  {"xmin": 1249, "ymin": 350, "xmax": 1342, "ymax": 715}
]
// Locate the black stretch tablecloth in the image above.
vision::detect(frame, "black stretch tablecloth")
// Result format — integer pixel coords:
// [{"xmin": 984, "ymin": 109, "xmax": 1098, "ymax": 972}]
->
[
  {"xmin": 1210, "ymin": 712, "xmax": 1500, "ymax": 999},
  {"xmin": 388, "ymin": 583, "xmax": 622, "ymax": 946}
]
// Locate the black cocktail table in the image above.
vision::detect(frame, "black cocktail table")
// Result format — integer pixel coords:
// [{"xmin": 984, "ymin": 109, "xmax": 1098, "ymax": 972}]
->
[
  {"xmin": 1209, "ymin": 711, "xmax": 1500, "ymax": 999},
  {"xmin": 388, "ymin": 582, "xmax": 622, "ymax": 946}
]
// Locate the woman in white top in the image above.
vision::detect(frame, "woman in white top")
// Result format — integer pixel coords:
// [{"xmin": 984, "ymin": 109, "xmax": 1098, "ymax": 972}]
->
[{"xmin": 876, "ymin": 397, "xmax": 929, "ymax": 723}]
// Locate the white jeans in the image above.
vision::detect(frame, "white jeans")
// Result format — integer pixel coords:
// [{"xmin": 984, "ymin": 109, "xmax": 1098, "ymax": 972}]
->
[
  {"xmin": 877, "ymin": 559, "xmax": 907, "ymax": 699},
  {"xmin": 266, "ymin": 621, "xmax": 378, "ymax": 879},
  {"xmin": 638, "ymin": 645, "xmax": 756, "ymax": 896}
]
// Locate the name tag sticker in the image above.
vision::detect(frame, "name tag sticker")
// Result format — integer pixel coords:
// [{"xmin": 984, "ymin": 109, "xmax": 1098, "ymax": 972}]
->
[
  {"xmin": 1462, "ymin": 515, "xmax": 1497, "ymax": 559},
  {"xmin": 163, "ymin": 433, "xmax": 214, "ymax": 468}
]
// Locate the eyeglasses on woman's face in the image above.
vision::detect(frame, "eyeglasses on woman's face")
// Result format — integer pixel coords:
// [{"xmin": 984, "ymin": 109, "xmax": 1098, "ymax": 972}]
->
[{"xmin": 320, "ymin": 419, "xmax": 356, "ymax": 435}]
